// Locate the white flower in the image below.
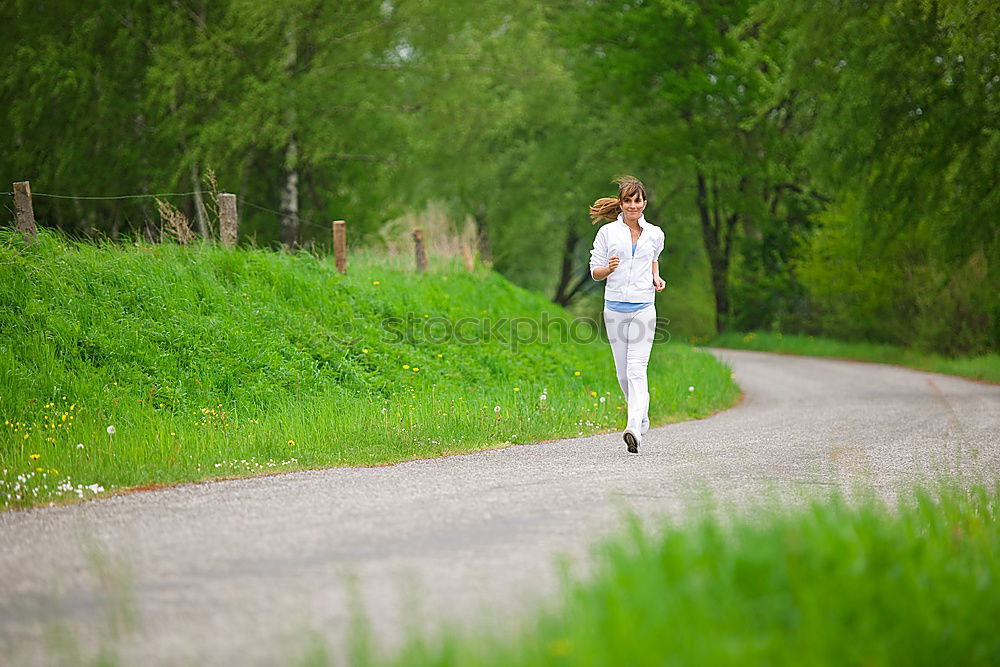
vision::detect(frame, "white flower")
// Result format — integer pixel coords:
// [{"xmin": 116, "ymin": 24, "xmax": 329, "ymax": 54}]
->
[
  {"xmin": 76, "ymin": 443, "xmax": 84, "ymax": 449},
  {"xmin": 599, "ymin": 396, "xmax": 606, "ymax": 403},
  {"xmin": 688, "ymin": 386, "xmax": 694, "ymax": 392},
  {"xmin": 494, "ymin": 406, "xmax": 501, "ymax": 413},
  {"xmin": 106, "ymin": 425, "xmax": 116, "ymax": 435},
  {"xmin": 539, "ymin": 394, "xmax": 547, "ymax": 401}
]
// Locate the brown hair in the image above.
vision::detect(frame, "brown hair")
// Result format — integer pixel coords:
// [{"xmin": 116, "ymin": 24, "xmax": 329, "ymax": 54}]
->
[{"xmin": 588, "ymin": 175, "xmax": 647, "ymax": 223}]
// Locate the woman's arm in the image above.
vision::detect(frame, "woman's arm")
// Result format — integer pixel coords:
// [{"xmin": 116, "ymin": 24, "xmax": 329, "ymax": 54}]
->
[
  {"xmin": 593, "ymin": 258, "xmax": 620, "ymax": 281},
  {"xmin": 652, "ymin": 260, "xmax": 665, "ymax": 291},
  {"xmin": 589, "ymin": 227, "xmax": 610, "ymax": 280}
]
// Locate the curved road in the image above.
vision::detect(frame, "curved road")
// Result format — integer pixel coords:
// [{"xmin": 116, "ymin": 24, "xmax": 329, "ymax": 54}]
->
[{"xmin": 2, "ymin": 349, "xmax": 999, "ymax": 664}]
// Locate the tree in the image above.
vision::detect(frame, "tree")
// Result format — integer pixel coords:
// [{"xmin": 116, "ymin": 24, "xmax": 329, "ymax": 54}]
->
[
  {"xmin": 754, "ymin": 0, "xmax": 1000, "ymax": 352},
  {"xmin": 558, "ymin": 0, "xmax": 801, "ymax": 332}
]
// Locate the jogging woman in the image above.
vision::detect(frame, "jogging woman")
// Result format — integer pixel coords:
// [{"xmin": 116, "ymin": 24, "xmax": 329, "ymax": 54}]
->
[{"xmin": 589, "ymin": 176, "xmax": 665, "ymax": 453}]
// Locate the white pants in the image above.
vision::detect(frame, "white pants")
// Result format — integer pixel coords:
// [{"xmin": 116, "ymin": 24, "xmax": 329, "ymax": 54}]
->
[{"xmin": 603, "ymin": 305, "xmax": 656, "ymax": 437}]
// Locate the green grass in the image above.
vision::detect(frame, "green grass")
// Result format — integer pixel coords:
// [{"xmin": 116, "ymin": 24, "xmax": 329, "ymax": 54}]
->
[
  {"xmin": 0, "ymin": 229, "xmax": 739, "ymax": 510},
  {"xmin": 358, "ymin": 482, "xmax": 1000, "ymax": 666},
  {"xmin": 706, "ymin": 331, "xmax": 1000, "ymax": 384}
]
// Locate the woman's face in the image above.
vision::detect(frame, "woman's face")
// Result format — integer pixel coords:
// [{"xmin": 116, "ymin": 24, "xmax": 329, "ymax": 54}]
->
[{"xmin": 620, "ymin": 193, "xmax": 646, "ymax": 223}]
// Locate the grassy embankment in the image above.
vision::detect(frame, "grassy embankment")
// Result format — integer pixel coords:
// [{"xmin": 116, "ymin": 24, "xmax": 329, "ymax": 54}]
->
[
  {"xmin": 706, "ymin": 331, "xmax": 1000, "ymax": 384},
  {"xmin": 0, "ymin": 229, "xmax": 739, "ymax": 510},
  {"xmin": 356, "ymin": 482, "xmax": 1000, "ymax": 666}
]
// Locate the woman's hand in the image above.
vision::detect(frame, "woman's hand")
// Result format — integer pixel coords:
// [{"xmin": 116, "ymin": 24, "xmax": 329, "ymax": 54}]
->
[
  {"xmin": 592, "ymin": 255, "xmax": 621, "ymax": 280},
  {"xmin": 653, "ymin": 276, "xmax": 666, "ymax": 292}
]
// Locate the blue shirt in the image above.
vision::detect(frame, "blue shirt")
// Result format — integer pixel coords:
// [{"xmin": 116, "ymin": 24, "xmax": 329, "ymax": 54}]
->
[{"xmin": 605, "ymin": 300, "xmax": 652, "ymax": 312}]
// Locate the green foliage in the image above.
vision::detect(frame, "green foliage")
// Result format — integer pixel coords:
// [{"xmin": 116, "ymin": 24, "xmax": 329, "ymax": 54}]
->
[
  {"xmin": 357, "ymin": 482, "xmax": 1000, "ymax": 666},
  {"xmin": 751, "ymin": 0, "xmax": 1000, "ymax": 353},
  {"xmin": 794, "ymin": 197, "xmax": 996, "ymax": 355},
  {"xmin": 729, "ymin": 187, "xmax": 819, "ymax": 333},
  {"xmin": 557, "ymin": 0, "xmax": 807, "ymax": 333},
  {"xmin": 2, "ymin": 0, "xmax": 995, "ymax": 353}
]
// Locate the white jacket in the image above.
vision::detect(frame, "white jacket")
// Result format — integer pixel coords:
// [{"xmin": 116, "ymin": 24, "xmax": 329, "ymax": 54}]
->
[{"xmin": 589, "ymin": 213, "xmax": 664, "ymax": 302}]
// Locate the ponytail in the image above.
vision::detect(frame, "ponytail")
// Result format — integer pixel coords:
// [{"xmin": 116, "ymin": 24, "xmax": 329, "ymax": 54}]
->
[
  {"xmin": 588, "ymin": 197, "xmax": 621, "ymax": 223},
  {"xmin": 587, "ymin": 175, "xmax": 647, "ymax": 224}
]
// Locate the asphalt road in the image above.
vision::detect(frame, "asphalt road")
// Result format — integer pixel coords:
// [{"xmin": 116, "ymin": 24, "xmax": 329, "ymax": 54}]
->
[{"xmin": 2, "ymin": 348, "xmax": 998, "ymax": 665}]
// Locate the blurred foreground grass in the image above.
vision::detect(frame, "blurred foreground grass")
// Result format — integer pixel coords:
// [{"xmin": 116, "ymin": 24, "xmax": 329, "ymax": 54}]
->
[{"xmin": 361, "ymin": 481, "xmax": 1000, "ymax": 666}]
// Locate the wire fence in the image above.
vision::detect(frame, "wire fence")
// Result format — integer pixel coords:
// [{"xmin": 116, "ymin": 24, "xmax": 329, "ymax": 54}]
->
[
  {"xmin": 3, "ymin": 187, "xmax": 333, "ymax": 234},
  {"xmin": 4, "ymin": 182, "xmax": 481, "ymax": 276}
]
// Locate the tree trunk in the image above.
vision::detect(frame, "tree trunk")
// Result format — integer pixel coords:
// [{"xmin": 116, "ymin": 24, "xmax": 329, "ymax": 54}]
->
[
  {"xmin": 73, "ymin": 196, "xmax": 95, "ymax": 238},
  {"xmin": 473, "ymin": 206, "xmax": 492, "ymax": 263},
  {"xmin": 279, "ymin": 137, "xmax": 300, "ymax": 249},
  {"xmin": 553, "ymin": 223, "xmax": 593, "ymax": 307},
  {"xmin": 190, "ymin": 164, "xmax": 210, "ymax": 239},
  {"xmin": 279, "ymin": 25, "xmax": 300, "ymax": 250},
  {"xmin": 695, "ymin": 168, "xmax": 741, "ymax": 333}
]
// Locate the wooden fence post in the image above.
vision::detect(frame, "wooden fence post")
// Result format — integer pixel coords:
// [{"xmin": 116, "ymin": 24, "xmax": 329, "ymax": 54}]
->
[
  {"xmin": 13, "ymin": 181, "xmax": 37, "ymax": 242},
  {"xmin": 219, "ymin": 193, "xmax": 238, "ymax": 247},
  {"xmin": 413, "ymin": 228, "xmax": 427, "ymax": 273},
  {"xmin": 332, "ymin": 220, "xmax": 347, "ymax": 273}
]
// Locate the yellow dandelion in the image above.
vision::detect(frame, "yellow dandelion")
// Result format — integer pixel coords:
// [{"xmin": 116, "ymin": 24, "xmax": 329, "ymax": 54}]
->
[
  {"xmin": 437, "ymin": 353, "xmax": 443, "ymax": 358},
  {"xmin": 403, "ymin": 364, "xmax": 410, "ymax": 369},
  {"xmin": 574, "ymin": 371, "xmax": 581, "ymax": 376},
  {"xmin": 362, "ymin": 348, "xmax": 369, "ymax": 354},
  {"xmin": 590, "ymin": 391, "xmax": 597, "ymax": 397},
  {"xmin": 412, "ymin": 367, "xmax": 419, "ymax": 372},
  {"xmin": 62, "ymin": 414, "xmax": 67, "ymax": 422},
  {"xmin": 372, "ymin": 280, "xmax": 381, "ymax": 285},
  {"xmin": 513, "ymin": 387, "xmax": 520, "ymax": 392},
  {"xmin": 170, "ymin": 432, "xmax": 176, "ymax": 436},
  {"xmin": 36, "ymin": 467, "xmax": 44, "ymax": 472}
]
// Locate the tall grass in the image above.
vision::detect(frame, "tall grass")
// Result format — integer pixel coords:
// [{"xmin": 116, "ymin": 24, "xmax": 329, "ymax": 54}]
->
[
  {"xmin": 707, "ymin": 331, "xmax": 1000, "ymax": 384},
  {"xmin": 363, "ymin": 482, "xmax": 1000, "ymax": 666},
  {"xmin": 0, "ymin": 229, "xmax": 739, "ymax": 510}
]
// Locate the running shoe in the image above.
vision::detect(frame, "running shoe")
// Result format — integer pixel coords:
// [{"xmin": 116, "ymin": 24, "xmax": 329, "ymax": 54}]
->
[{"xmin": 623, "ymin": 428, "xmax": 640, "ymax": 454}]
